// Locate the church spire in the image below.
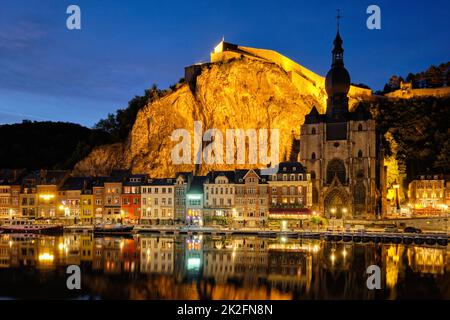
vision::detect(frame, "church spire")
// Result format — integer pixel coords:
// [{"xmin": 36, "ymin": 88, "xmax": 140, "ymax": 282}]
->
[
  {"xmin": 332, "ymin": 10, "xmax": 344, "ymax": 67},
  {"xmin": 325, "ymin": 10, "xmax": 351, "ymax": 119}
]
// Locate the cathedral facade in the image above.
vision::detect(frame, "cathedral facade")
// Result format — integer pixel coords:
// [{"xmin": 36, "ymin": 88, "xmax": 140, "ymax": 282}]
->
[{"xmin": 299, "ymin": 30, "xmax": 378, "ymax": 219}]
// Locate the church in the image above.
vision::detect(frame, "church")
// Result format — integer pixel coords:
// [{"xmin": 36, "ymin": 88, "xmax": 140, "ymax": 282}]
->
[{"xmin": 299, "ymin": 29, "xmax": 381, "ymax": 219}]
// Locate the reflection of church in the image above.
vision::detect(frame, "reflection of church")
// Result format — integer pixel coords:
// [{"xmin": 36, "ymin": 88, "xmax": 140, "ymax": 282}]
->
[{"xmin": 299, "ymin": 29, "xmax": 380, "ymax": 219}]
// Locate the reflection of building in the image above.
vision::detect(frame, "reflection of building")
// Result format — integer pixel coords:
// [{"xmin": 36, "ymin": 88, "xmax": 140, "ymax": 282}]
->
[
  {"xmin": 203, "ymin": 239, "xmax": 236, "ymax": 283},
  {"xmin": 407, "ymin": 246, "xmax": 445, "ymax": 275},
  {"xmin": 141, "ymin": 178, "xmax": 175, "ymax": 225},
  {"xmin": 140, "ymin": 236, "xmax": 174, "ymax": 274},
  {"xmin": 268, "ymin": 244, "xmax": 314, "ymax": 292},
  {"xmin": 0, "ymin": 235, "xmax": 11, "ymax": 268},
  {"xmin": 408, "ymin": 174, "xmax": 448, "ymax": 210},
  {"xmin": 185, "ymin": 236, "xmax": 203, "ymax": 278},
  {"xmin": 204, "ymin": 171, "xmax": 235, "ymax": 226},
  {"xmin": 234, "ymin": 170, "xmax": 269, "ymax": 228},
  {"xmin": 384, "ymin": 245, "xmax": 404, "ymax": 290},
  {"xmin": 299, "ymin": 30, "xmax": 379, "ymax": 219},
  {"xmin": 233, "ymin": 238, "xmax": 268, "ymax": 282}
]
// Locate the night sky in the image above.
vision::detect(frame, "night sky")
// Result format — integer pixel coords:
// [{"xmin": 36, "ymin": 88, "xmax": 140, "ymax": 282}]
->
[{"xmin": 0, "ymin": 0, "xmax": 449, "ymax": 126}]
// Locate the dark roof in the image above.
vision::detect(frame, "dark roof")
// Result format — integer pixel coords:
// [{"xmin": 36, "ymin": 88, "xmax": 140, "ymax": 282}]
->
[
  {"xmin": 187, "ymin": 176, "xmax": 207, "ymax": 194},
  {"xmin": 91, "ymin": 177, "xmax": 108, "ymax": 187},
  {"xmin": 123, "ymin": 174, "xmax": 148, "ymax": 186},
  {"xmin": 304, "ymin": 106, "xmax": 327, "ymax": 124},
  {"xmin": 276, "ymin": 162, "xmax": 307, "ymax": 174},
  {"xmin": 106, "ymin": 169, "xmax": 130, "ymax": 182},
  {"xmin": 0, "ymin": 169, "xmax": 27, "ymax": 185},
  {"xmin": 61, "ymin": 177, "xmax": 91, "ymax": 191},
  {"xmin": 145, "ymin": 178, "xmax": 175, "ymax": 186},
  {"xmin": 234, "ymin": 169, "xmax": 268, "ymax": 184},
  {"xmin": 36, "ymin": 170, "xmax": 68, "ymax": 186},
  {"xmin": 205, "ymin": 171, "xmax": 235, "ymax": 183}
]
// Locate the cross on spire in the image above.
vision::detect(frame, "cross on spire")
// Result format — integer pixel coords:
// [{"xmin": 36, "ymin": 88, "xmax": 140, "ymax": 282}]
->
[{"xmin": 336, "ymin": 9, "xmax": 342, "ymax": 31}]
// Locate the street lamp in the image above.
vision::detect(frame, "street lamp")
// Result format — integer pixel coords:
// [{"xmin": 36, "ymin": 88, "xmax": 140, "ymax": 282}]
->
[{"xmin": 393, "ymin": 181, "xmax": 400, "ymax": 213}]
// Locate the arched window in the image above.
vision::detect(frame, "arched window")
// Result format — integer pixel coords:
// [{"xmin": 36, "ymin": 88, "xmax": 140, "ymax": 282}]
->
[
  {"xmin": 311, "ymin": 152, "xmax": 316, "ymax": 160},
  {"xmin": 310, "ymin": 171, "xmax": 316, "ymax": 180},
  {"xmin": 326, "ymin": 158, "xmax": 346, "ymax": 184},
  {"xmin": 311, "ymin": 127, "xmax": 316, "ymax": 135},
  {"xmin": 358, "ymin": 150, "xmax": 363, "ymax": 158},
  {"xmin": 358, "ymin": 123, "xmax": 363, "ymax": 131}
]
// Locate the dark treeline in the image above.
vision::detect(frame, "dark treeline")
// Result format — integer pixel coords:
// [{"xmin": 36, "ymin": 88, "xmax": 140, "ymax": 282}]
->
[
  {"xmin": 380, "ymin": 62, "xmax": 450, "ymax": 94},
  {"xmin": 369, "ymin": 96, "xmax": 450, "ymax": 181},
  {"xmin": 0, "ymin": 81, "xmax": 184, "ymax": 170},
  {"xmin": 0, "ymin": 121, "xmax": 112, "ymax": 169}
]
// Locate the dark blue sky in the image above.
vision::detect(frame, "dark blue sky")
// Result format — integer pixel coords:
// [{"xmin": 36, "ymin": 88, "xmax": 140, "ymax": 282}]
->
[{"xmin": 0, "ymin": 0, "xmax": 449, "ymax": 127}]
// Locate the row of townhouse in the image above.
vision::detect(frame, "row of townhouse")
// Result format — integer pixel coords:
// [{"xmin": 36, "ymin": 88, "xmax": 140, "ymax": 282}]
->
[{"xmin": 0, "ymin": 162, "xmax": 313, "ymax": 228}]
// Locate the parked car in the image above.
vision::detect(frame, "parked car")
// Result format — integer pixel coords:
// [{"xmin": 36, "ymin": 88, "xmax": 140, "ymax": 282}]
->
[{"xmin": 403, "ymin": 226, "xmax": 422, "ymax": 234}]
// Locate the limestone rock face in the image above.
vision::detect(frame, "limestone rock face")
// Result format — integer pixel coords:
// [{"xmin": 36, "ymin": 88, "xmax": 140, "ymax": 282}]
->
[
  {"xmin": 74, "ymin": 143, "xmax": 126, "ymax": 176},
  {"xmin": 75, "ymin": 57, "xmax": 348, "ymax": 177}
]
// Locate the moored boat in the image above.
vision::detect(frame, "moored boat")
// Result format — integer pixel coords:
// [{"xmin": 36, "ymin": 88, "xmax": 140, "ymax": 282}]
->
[
  {"xmin": 437, "ymin": 237, "xmax": 448, "ymax": 246},
  {"xmin": 0, "ymin": 219, "xmax": 63, "ymax": 234}
]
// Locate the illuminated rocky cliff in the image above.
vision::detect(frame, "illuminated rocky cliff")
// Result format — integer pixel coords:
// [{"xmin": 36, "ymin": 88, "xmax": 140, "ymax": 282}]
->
[{"xmin": 74, "ymin": 41, "xmax": 372, "ymax": 177}]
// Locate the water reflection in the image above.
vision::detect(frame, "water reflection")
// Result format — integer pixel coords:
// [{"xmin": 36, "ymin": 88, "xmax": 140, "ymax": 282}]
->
[{"xmin": 0, "ymin": 234, "xmax": 448, "ymax": 299}]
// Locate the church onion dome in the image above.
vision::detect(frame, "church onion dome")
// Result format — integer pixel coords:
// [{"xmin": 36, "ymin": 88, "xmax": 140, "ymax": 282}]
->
[{"xmin": 325, "ymin": 31, "xmax": 351, "ymax": 96}]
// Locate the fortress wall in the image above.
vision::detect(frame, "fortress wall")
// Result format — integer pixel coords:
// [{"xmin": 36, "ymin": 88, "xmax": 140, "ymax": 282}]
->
[{"xmin": 386, "ymin": 86, "xmax": 450, "ymax": 99}]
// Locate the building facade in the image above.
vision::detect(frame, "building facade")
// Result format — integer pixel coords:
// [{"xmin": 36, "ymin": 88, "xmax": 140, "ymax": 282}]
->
[
  {"xmin": 408, "ymin": 174, "xmax": 448, "ymax": 211},
  {"xmin": 186, "ymin": 176, "xmax": 206, "ymax": 226},
  {"xmin": 121, "ymin": 174, "xmax": 145, "ymax": 224},
  {"xmin": 234, "ymin": 169, "xmax": 269, "ymax": 228},
  {"xmin": 267, "ymin": 162, "xmax": 313, "ymax": 229},
  {"xmin": 204, "ymin": 171, "xmax": 235, "ymax": 226},
  {"xmin": 141, "ymin": 178, "xmax": 175, "ymax": 225}
]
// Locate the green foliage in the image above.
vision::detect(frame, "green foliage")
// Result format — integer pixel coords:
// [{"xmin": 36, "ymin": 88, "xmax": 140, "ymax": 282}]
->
[
  {"xmin": 368, "ymin": 96, "xmax": 450, "ymax": 181},
  {"xmin": 94, "ymin": 80, "xmax": 184, "ymax": 142},
  {"xmin": 0, "ymin": 121, "xmax": 113, "ymax": 169}
]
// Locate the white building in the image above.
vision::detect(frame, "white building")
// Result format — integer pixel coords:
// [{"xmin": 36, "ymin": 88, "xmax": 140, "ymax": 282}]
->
[
  {"xmin": 204, "ymin": 171, "xmax": 235, "ymax": 226},
  {"xmin": 141, "ymin": 178, "xmax": 175, "ymax": 225}
]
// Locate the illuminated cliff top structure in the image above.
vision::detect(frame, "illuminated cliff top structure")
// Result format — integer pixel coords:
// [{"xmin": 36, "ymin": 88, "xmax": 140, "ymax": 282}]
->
[{"xmin": 206, "ymin": 38, "xmax": 372, "ymax": 112}]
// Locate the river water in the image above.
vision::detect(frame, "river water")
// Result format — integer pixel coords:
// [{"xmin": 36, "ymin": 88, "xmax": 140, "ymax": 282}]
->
[{"xmin": 0, "ymin": 233, "xmax": 448, "ymax": 299}]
